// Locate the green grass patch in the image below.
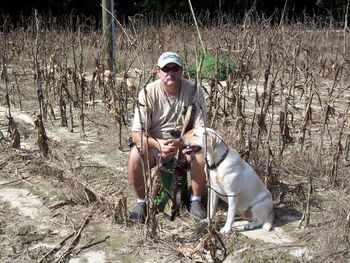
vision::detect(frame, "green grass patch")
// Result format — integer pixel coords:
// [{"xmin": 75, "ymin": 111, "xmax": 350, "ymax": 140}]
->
[{"xmin": 188, "ymin": 53, "xmax": 235, "ymax": 81}]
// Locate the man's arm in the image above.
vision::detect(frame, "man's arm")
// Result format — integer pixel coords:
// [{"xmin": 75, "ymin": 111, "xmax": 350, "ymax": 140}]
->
[
  {"xmin": 131, "ymin": 131, "xmax": 180, "ymax": 159},
  {"xmin": 131, "ymin": 131, "xmax": 160, "ymax": 151}
]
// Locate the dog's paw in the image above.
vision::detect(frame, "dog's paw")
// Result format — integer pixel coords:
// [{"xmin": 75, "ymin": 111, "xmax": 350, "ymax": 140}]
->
[
  {"xmin": 244, "ymin": 223, "xmax": 255, "ymax": 231},
  {"xmin": 219, "ymin": 225, "xmax": 231, "ymax": 235}
]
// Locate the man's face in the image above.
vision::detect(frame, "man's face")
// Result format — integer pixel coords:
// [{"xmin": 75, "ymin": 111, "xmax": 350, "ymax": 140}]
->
[{"xmin": 157, "ymin": 63, "xmax": 183, "ymax": 88}]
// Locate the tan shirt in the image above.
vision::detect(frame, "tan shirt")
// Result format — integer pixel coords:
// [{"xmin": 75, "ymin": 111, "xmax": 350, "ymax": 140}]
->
[{"xmin": 132, "ymin": 78, "xmax": 206, "ymax": 139}]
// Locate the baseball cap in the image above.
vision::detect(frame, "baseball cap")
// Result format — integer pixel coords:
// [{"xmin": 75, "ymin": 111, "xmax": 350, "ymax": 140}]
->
[{"xmin": 157, "ymin": 52, "xmax": 182, "ymax": 68}]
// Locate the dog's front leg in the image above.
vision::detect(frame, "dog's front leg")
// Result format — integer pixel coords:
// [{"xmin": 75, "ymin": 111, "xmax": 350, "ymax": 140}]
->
[{"xmin": 220, "ymin": 196, "xmax": 237, "ymax": 234}]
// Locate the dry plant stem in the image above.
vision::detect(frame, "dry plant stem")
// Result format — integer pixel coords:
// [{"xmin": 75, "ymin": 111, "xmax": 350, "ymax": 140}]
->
[
  {"xmin": 78, "ymin": 26, "xmax": 85, "ymax": 134},
  {"xmin": 345, "ymin": 121, "xmax": 350, "ymax": 161},
  {"xmin": 2, "ymin": 28, "xmax": 12, "ymax": 119},
  {"xmin": 203, "ymin": 128, "xmax": 211, "ymax": 231},
  {"xmin": 60, "ymin": 95, "xmax": 68, "ymax": 127},
  {"xmin": 235, "ymin": 35, "xmax": 253, "ymax": 120},
  {"xmin": 110, "ymin": 78, "xmax": 123, "ymax": 148},
  {"xmin": 34, "ymin": 13, "xmax": 49, "ymax": 157},
  {"xmin": 198, "ymin": 107, "xmax": 213, "ymax": 231},
  {"xmin": 242, "ymin": 0, "xmax": 257, "ymax": 33},
  {"xmin": 279, "ymin": 0, "xmax": 288, "ymax": 28},
  {"xmin": 236, "ymin": 76, "xmax": 244, "ymax": 119},
  {"xmin": 256, "ymin": 40, "xmax": 273, "ymax": 149},
  {"xmin": 54, "ymin": 206, "xmax": 96, "ymax": 263},
  {"xmin": 170, "ymin": 87, "xmax": 197, "ymax": 219},
  {"xmin": 0, "ymin": 175, "xmax": 31, "ymax": 187},
  {"xmin": 49, "ymin": 200, "xmax": 72, "ymax": 210},
  {"xmin": 76, "ymin": 235, "xmax": 110, "ymax": 254},
  {"xmin": 34, "ymin": 115, "xmax": 49, "ymax": 157},
  {"xmin": 208, "ymin": 54, "xmax": 220, "ymax": 127},
  {"xmin": 299, "ymin": 172, "xmax": 312, "ymax": 228},
  {"xmin": 7, "ymin": 116, "xmax": 21, "ymax": 148},
  {"xmin": 72, "ymin": 40, "xmax": 79, "ymax": 106},
  {"xmin": 319, "ymin": 66, "xmax": 341, "ymax": 155},
  {"xmin": 264, "ymin": 98, "xmax": 275, "ymax": 189},
  {"xmin": 141, "ymin": 87, "xmax": 157, "ymax": 237},
  {"xmin": 191, "ymin": 45, "xmax": 202, "ymax": 85},
  {"xmin": 297, "ymin": 87, "xmax": 314, "ymax": 150},
  {"xmin": 188, "ymin": 0, "xmax": 206, "ymax": 54},
  {"xmin": 246, "ymin": 71, "xmax": 262, "ymax": 155},
  {"xmin": 42, "ymin": 37, "xmax": 49, "ymax": 121},
  {"xmin": 38, "ymin": 232, "xmax": 75, "ymax": 263},
  {"xmin": 117, "ymin": 99, "xmax": 123, "ymax": 148},
  {"xmin": 280, "ymin": 45, "xmax": 298, "ymax": 155},
  {"xmin": 330, "ymin": 104, "xmax": 349, "ymax": 184},
  {"xmin": 344, "ymin": 0, "xmax": 349, "ymax": 53},
  {"xmin": 13, "ymin": 73, "xmax": 23, "ymax": 111},
  {"xmin": 205, "ymin": 228, "xmax": 227, "ymax": 262},
  {"xmin": 34, "ymin": 10, "xmax": 44, "ymax": 116},
  {"xmin": 69, "ymin": 102, "xmax": 74, "ymax": 132}
]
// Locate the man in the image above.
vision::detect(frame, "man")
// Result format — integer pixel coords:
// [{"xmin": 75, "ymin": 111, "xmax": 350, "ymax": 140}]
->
[{"xmin": 128, "ymin": 51, "xmax": 207, "ymax": 221}]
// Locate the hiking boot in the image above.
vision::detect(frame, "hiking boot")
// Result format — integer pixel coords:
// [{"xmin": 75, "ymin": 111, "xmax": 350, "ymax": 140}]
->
[
  {"xmin": 129, "ymin": 202, "xmax": 147, "ymax": 222},
  {"xmin": 189, "ymin": 200, "xmax": 206, "ymax": 220}
]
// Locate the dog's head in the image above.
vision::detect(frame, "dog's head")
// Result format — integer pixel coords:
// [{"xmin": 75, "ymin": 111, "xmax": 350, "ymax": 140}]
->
[{"xmin": 180, "ymin": 127, "xmax": 222, "ymax": 155}]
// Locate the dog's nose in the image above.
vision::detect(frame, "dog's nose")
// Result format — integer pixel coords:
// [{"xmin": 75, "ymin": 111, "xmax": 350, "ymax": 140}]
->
[{"xmin": 179, "ymin": 137, "xmax": 184, "ymax": 144}]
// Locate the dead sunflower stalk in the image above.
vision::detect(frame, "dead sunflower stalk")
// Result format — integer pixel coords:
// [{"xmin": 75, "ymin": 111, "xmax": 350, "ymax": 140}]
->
[
  {"xmin": 133, "ymin": 75, "xmax": 159, "ymax": 238},
  {"xmin": 319, "ymin": 65, "xmax": 341, "ymax": 155},
  {"xmin": 7, "ymin": 116, "xmax": 21, "ymax": 149},
  {"xmin": 255, "ymin": 39, "xmax": 273, "ymax": 149},
  {"xmin": 2, "ymin": 23, "xmax": 21, "ymax": 149},
  {"xmin": 345, "ymin": 117, "xmax": 350, "ymax": 161},
  {"xmin": 33, "ymin": 114, "xmax": 49, "ymax": 157},
  {"xmin": 296, "ymin": 86, "xmax": 314, "ymax": 150},
  {"xmin": 329, "ymin": 104, "xmax": 349, "ymax": 185},
  {"xmin": 33, "ymin": 11, "xmax": 45, "ymax": 117}
]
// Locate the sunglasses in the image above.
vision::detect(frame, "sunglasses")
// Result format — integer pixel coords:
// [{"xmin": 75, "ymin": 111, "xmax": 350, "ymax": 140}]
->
[{"xmin": 160, "ymin": 65, "xmax": 181, "ymax": 73}]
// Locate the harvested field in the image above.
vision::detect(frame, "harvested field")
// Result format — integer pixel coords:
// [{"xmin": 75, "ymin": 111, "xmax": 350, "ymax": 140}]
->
[{"xmin": 0, "ymin": 14, "xmax": 350, "ymax": 262}]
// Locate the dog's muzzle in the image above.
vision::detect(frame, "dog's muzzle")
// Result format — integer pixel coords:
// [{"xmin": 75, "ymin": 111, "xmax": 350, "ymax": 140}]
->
[{"xmin": 182, "ymin": 145, "xmax": 202, "ymax": 155}]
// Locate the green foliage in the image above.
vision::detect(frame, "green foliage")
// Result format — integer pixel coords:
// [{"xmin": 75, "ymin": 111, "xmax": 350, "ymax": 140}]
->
[
  {"xmin": 188, "ymin": 53, "xmax": 236, "ymax": 81},
  {"xmin": 115, "ymin": 59, "xmax": 122, "ymax": 74},
  {"xmin": 3, "ymin": 0, "xmax": 350, "ymax": 25}
]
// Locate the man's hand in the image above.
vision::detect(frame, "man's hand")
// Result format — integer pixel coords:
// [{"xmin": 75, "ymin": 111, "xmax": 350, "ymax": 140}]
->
[
  {"xmin": 158, "ymin": 138, "xmax": 181, "ymax": 159},
  {"xmin": 131, "ymin": 131, "xmax": 183, "ymax": 160}
]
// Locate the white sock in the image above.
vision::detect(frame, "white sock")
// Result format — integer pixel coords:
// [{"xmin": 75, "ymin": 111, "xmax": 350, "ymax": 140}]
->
[
  {"xmin": 190, "ymin": 195, "xmax": 201, "ymax": 202},
  {"xmin": 137, "ymin": 198, "xmax": 147, "ymax": 203}
]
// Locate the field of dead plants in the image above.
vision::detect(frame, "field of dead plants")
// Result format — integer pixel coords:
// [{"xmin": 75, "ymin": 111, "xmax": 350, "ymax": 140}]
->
[{"xmin": 1, "ymin": 13, "xmax": 350, "ymax": 262}]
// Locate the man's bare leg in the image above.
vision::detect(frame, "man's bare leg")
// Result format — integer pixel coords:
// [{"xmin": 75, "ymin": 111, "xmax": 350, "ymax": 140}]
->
[{"xmin": 127, "ymin": 146, "xmax": 156, "ymax": 221}]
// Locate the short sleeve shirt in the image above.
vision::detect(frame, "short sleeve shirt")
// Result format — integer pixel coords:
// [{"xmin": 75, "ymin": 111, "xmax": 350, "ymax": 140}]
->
[{"xmin": 132, "ymin": 78, "xmax": 206, "ymax": 139}]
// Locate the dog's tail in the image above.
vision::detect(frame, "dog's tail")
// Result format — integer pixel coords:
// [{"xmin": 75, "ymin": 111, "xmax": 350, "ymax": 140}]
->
[{"xmin": 262, "ymin": 209, "xmax": 274, "ymax": 231}]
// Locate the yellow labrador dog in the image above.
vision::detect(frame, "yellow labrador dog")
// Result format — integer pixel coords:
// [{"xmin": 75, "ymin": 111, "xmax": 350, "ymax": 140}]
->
[{"xmin": 180, "ymin": 128, "xmax": 274, "ymax": 234}]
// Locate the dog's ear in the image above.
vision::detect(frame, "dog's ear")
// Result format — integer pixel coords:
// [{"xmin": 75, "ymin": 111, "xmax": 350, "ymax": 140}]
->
[
  {"xmin": 207, "ymin": 130, "xmax": 222, "ymax": 151},
  {"xmin": 187, "ymin": 128, "xmax": 195, "ymax": 137}
]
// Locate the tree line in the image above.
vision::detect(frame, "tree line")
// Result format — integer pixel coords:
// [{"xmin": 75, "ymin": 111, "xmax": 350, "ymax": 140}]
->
[{"xmin": 1, "ymin": 0, "xmax": 349, "ymax": 25}]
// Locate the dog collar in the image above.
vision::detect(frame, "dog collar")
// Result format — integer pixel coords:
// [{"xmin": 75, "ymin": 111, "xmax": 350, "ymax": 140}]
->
[{"xmin": 207, "ymin": 147, "xmax": 229, "ymax": 170}]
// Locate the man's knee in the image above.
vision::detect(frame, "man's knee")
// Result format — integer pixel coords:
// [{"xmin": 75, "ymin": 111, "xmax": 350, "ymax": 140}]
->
[{"xmin": 128, "ymin": 145, "xmax": 156, "ymax": 168}]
